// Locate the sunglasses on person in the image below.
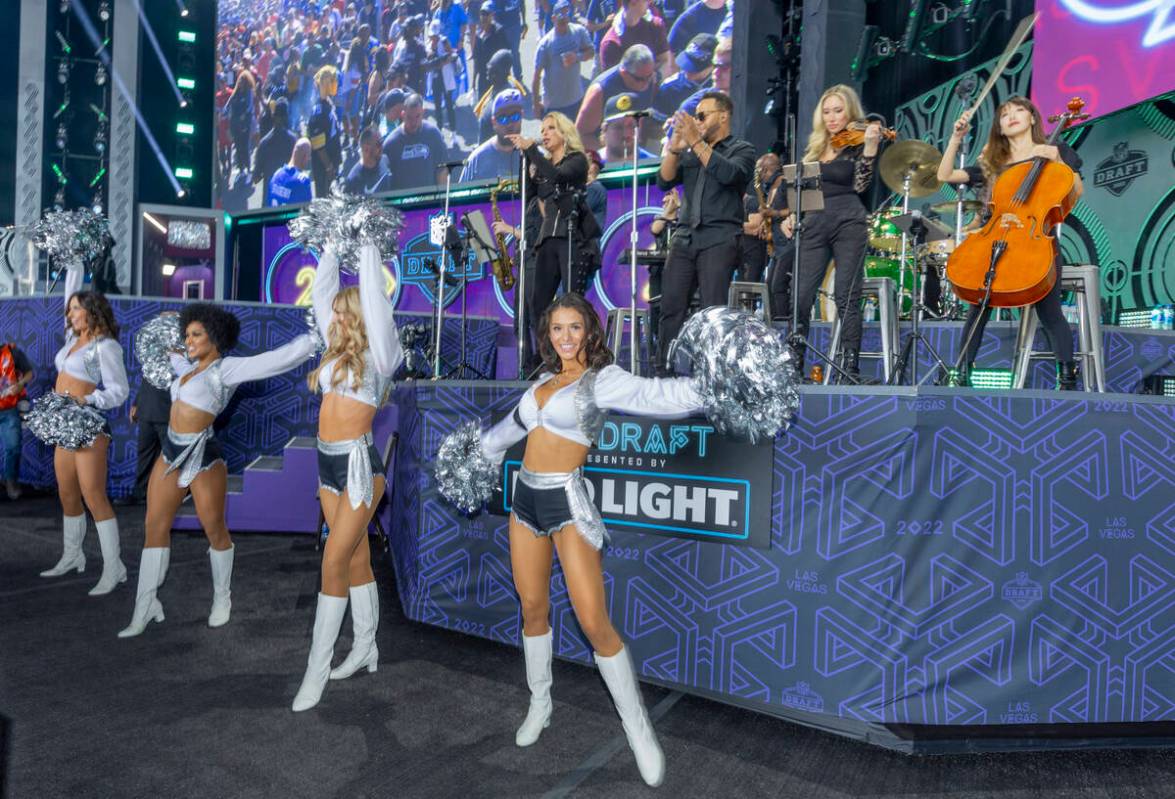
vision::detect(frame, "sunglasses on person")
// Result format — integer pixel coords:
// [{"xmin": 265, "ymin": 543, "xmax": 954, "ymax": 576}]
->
[
  {"xmin": 695, "ymin": 109, "xmax": 723, "ymax": 122},
  {"xmin": 495, "ymin": 111, "xmax": 522, "ymax": 125}
]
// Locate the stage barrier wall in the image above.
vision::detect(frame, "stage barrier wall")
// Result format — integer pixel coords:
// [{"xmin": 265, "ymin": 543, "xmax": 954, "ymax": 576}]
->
[
  {"xmin": 0, "ymin": 296, "xmax": 496, "ymax": 491},
  {"xmin": 391, "ymin": 382, "xmax": 1175, "ymax": 747}
]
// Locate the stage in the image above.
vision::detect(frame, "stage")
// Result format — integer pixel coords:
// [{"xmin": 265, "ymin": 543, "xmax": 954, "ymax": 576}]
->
[{"xmin": 388, "ymin": 381, "xmax": 1175, "ymax": 752}]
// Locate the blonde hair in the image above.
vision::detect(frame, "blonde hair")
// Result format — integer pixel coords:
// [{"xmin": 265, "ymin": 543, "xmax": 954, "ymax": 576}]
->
[
  {"xmin": 803, "ymin": 84, "xmax": 867, "ymax": 162},
  {"xmin": 543, "ymin": 112, "xmax": 585, "ymax": 157},
  {"xmin": 315, "ymin": 64, "xmax": 339, "ymax": 87},
  {"xmin": 308, "ymin": 286, "xmax": 369, "ymax": 393}
]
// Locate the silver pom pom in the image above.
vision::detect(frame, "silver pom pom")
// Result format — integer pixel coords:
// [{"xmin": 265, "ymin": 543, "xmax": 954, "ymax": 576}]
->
[
  {"xmin": 434, "ymin": 421, "xmax": 498, "ymax": 514},
  {"xmin": 24, "ymin": 393, "xmax": 108, "ymax": 450},
  {"xmin": 305, "ymin": 307, "xmax": 326, "ymax": 354},
  {"xmin": 135, "ymin": 315, "xmax": 184, "ymax": 390},
  {"xmin": 287, "ymin": 186, "xmax": 405, "ymax": 272},
  {"xmin": 31, "ymin": 208, "xmax": 110, "ymax": 269},
  {"xmin": 669, "ymin": 307, "xmax": 801, "ymax": 443}
]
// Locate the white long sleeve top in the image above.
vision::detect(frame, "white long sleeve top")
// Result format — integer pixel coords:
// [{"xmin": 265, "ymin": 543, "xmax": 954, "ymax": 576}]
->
[
  {"xmin": 168, "ymin": 336, "xmax": 317, "ymax": 415},
  {"xmin": 53, "ymin": 263, "xmax": 130, "ymax": 410},
  {"xmin": 479, "ymin": 365, "xmax": 704, "ymax": 463},
  {"xmin": 311, "ymin": 243, "xmax": 403, "ymax": 407}
]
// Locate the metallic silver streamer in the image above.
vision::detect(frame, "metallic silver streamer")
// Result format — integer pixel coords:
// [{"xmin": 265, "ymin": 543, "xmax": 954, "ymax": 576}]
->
[
  {"xmin": 669, "ymin": 307, "xmax": 801, "ymax": 443},
  {"xmin": 31, "ymin": 208, "xmax": 110, "ymax": 269},
  {"xmin": 166, "ymin": 219, "xmax": 213, "ymax": 250},
  {"xmin": 434, "ymin": 420, "xmax": 499, "ymax": 514},
  {"xmin": 135, "ymin": 315, "xmax": 184, "ymax": 390},
  {"xmin": 24, "ymin": 393, "xmax": 107, "ymax": 450},
  {"xmin": 286, "ymin": 186, "xmax": 405, "ymax": 272}
]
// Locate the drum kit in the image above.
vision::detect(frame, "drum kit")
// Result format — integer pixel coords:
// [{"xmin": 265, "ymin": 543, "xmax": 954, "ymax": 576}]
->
[{"xmin": 863, "ymin": 140, "xmax": 983, "ymax": 323}]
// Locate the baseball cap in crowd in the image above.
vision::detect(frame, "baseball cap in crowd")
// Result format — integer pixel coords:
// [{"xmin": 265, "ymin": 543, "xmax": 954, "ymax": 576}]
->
[
  {"xmin": 480, "ymin": 0, "xmax": 496, "ymax": 13},
  {"xmin": 487, "ymin": 49, "xmax": 513, "ymax": 74},
  {"xmin": 493, "ymin": 89, "xmax": 525, "ymax": 115},
  {"xmin": 428, "ymin": 20, "xmax": 443, "ymax": 37},
  {"xmin": 551, "ymin": 0, "xmax": 572, "ymax": 14},
  {"xmin": 382, "ymin": 88, "xmax": 406, "ymax": 112},
  {"xmin": 604, "ymin": 92, "xmax": 645, "ymax": 120},
  {"xmin": 676, "ymin": 33, "xmax": 718, "ymax": 73}
]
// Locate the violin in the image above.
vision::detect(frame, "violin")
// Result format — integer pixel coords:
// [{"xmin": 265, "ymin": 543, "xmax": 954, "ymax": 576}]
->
[
  {"xmin": 830, "ymin": 121, "xmax": 897, "ymax": 149},
  {"xmin": 945, "ymin": 97, "xmax": 1088, "ymax": 308}
]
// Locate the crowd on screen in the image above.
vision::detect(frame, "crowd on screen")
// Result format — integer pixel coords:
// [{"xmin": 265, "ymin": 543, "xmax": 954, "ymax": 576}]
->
[{"xmin": 214, "ymin": 0, "xmax": 734, "ymax": 209}]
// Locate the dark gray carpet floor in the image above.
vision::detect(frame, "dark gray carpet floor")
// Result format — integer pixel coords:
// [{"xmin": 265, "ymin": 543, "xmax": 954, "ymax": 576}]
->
[{"xmin": 2, "ymin": 495, "xmax": 1174, "ymax": 799}]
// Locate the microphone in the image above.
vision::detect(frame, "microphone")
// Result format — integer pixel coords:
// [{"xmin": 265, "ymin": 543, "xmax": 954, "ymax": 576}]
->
[{"xmin": 603, "ymin": 109, "xmax": 651, "ymax": 125}]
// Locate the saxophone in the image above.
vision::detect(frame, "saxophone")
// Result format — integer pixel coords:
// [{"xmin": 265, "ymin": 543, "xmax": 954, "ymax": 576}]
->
[
  {"xmin": 754, "ymin": 169, "xmax": 775, "ymax": 259},
  {"xmin": 489, "ymin": 177, "xmax": 518, "ymax": 292}
]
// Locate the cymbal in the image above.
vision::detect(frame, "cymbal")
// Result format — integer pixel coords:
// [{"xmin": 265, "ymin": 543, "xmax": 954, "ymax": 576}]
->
[
  {"xmin": 930, "ymin": 199, "xmax": 985, "ymax": 215},
  {"xmin": 879, "ymin": 140, "xmax": 943, "ymax": 197}
]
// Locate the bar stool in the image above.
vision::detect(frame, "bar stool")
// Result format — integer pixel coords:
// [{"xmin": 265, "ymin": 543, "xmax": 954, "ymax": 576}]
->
[
  {"xmin": 727, "ymin": 281, "xmax": 772, "ymax": 322},
  {"xmin": 823, "ymin": 276, "xmax": 899, "ymax": 384},
  {"xmin": 1012, "ymin": 264, "xmax": 1105, "ymax": 392},
  {"xmin": 605, "ymin": 308, "xmax": 652, "ymax": 376}
]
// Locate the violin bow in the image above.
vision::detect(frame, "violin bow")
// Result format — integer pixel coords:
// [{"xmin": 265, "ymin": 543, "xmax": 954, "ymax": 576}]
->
[{"xmin": 967, "ymin": 12, "xmax": 1040, "ymax": 117}]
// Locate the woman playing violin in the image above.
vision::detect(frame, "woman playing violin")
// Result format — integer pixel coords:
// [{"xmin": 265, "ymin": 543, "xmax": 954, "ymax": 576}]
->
[
  {"xmin": 937, "ymin": 96, "xmax": 1084, "ymax": 389},
  {"xmin": 781, "ymin": 84, "xmax": 883, "ymax": 382}
]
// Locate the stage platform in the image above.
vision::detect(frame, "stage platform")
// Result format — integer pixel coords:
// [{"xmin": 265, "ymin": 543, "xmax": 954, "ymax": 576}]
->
[{"xmin": 389, "ymin": 381, "xmax": 1175, "ymax": 752}]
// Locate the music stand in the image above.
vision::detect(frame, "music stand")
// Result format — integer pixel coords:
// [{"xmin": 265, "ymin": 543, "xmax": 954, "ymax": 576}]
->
[
  {"xmin": 886, "ymin": 211, "xmax": 953, "ymax": 385},
  {"xmin": 782, "ymin": 161, "xmax": 854, "ymax": 383}
]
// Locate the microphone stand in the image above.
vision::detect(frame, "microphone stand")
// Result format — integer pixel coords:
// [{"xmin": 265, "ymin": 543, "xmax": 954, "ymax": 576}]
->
[
  {"xmin": 618, "ymin": 110, "xmax": 650, "ymax": 374},
  {"xmin": 516, "ymin": 150, "xmax": 529, "ymax": 379},
  {"xmin": 432, "ymin": 164, "xmax": 461, "ymax": 379},
  {"xmin": 445, "ymin": 218, "xmax": 490, "ymax": 379}
]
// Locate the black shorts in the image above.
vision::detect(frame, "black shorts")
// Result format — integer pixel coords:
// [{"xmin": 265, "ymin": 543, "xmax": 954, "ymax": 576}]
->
[
  {"xmin": 512, "ymin": 478, "xmax": 575, "ymax": 538},
  {"xmin": 160, "ymin": 431, "xmax": 224, "ymax": 473},
  {"xmin": 317, "ymin": 440, "xmax": 385, "ymax": 496}
]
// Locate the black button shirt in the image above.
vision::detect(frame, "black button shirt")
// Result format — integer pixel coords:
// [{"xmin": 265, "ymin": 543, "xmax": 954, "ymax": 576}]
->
[{"xmin": 657, "ymin": 134, "xmax": 757, "ymax": 250}]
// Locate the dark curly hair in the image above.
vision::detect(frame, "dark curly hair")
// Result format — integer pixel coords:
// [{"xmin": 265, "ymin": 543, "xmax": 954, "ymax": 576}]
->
[
  {"xmin": 66, "ymin": 290, "xmax": 119, "ymax": 338},
  {"xmin": 179, "ymin": 303, "xmax": 241, "ymax": 353},
  {"xmin": 536, "ymin": 293, "xmax": 613, "ymax": 374}
]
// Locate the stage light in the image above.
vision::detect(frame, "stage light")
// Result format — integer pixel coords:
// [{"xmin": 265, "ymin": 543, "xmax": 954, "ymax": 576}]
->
[
  {"xmin": 143, "ymin": 212, "xmax": 167, "ymax": 233},
  {"xmin": 92, "ymin": 194, "xmax": 103, "ymax": 215},
  {"xmin": 58, "ymin": 0, "xmax": 69, "ymax": 13},
  {"xmin": 1141, "ymin": 374, "xmax": 1175, "ymax": 396},
  {"xmin": 94, "ymin": 123, "xmax": 107, "ymax": 154},
  {"xmin": 54, "ymin": 187, "xmax": 66, "ymax": 209},
  {"xmin": 177, "ymin": 77, "xmax": 195, "ymax": 90},
  {"xmin": 178, "ymin": 1, "xmax": 190, "ymax": 17},
  {"xmin": 161, "ymin": 262, "xmax": 176, "ymax": 276},
  {"xmin": 176, "ymin": 122, "xmax": 195, "ymax": 135},
  {"xmin": 970, "ymin": 368, "xmax": 1014, "ymax": 390},
  {"xmin": 875, "ymin": 37, "xmax": 894, "ymax": 57},
  {"xmin": 175, "ymin": 167, "xmax": 193, "ymax": 179},
  {"xmin": 98, "ymin": 1, "xmax": 110, "ymax": 21},
  {"xmin": 931, "ymin": 4, "xmax": 950, "ymax": 24},
  {"xmin": 178, "ymin": 30, "xmax": 196, "ymax": 43},
  {"xmin": 89, "ymin": 166, "xmax": 106, "ymax": 187},
  {"xmin": 55, "ymin": 123, "xmax": 68, "ymax": 151},
  {"xmin": 960, "ymin": 0, "xmax": 987, "ymax": 23},
  {"xmin": 176, "ymin": 188, "xmax": 186, "ymax": 198},
  {"xmin": 95, "ymin": 62, "xmax": 107, "ymax": 86},
  {"xmin": 851, "ymin": 25, "xmax": 880, "ymax": 80},
  {"xmin": 902, "ymin": 0, "xmax": 930, "ymax": 52},
  {"xmin": 57, "ymin": 59, "xmax": 71, "ymax": 84}
]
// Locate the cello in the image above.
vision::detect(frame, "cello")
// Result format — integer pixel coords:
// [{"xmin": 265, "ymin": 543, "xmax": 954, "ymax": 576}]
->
[{"xmin": 945, "ymin": 97, "xmax": 1088, "ymax": 308}]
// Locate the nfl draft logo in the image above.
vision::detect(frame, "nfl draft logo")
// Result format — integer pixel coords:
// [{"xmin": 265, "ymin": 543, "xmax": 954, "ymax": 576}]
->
[
  {"xmin": 781, "ymin": 682, "xmax": 825, "ymax": 713},
  {"xmin": 1002, "ymin": 572, "xmax": 1043, "ymax": 610},
  {"xmin": 1094, "ymin": 142, "xmax": 1149, "ymax": 196}
]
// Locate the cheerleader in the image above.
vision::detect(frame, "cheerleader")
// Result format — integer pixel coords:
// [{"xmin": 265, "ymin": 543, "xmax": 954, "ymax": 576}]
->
[
  {"xmin": 291, "ymin": 242, "xmax": 403, "ymax": 712},
  {"xmin": 118, "ymin": 304, "xmax": 318, "ymax": 637},
  {"xmin": 455, "ymin": 293, "xmax": 706, "ymax": 787},
  {"xmin": 39, "ymin": 261, "xmax": 130, "ymax": 596}
]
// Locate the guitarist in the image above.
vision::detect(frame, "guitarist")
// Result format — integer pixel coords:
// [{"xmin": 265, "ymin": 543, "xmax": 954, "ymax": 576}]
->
[{"xmin": 938, "ymin": 96, "xmax": 1084, "ymax": 389}]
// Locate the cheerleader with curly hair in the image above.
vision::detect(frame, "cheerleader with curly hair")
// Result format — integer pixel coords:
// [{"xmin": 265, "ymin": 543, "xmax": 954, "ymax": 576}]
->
[
  {"xmin": 453, "ymin": 292, "xmax": 705, "ymax": 787},
  {"xmin": 291, "ymin": 242, "xmax": 402, "ymax": 712},
  {"xmin": 39, "ymin": 261, "xmax": 130, "ymax": 596},
  {"xmin": 118, "ymin": 303, "xmax": 318, "ymax": 637}
]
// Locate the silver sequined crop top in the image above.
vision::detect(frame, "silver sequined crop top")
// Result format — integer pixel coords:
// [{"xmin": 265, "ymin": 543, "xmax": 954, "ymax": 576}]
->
[{"xmin": 53, "ymin": 264, "xmax": 129, "ymax": 410}]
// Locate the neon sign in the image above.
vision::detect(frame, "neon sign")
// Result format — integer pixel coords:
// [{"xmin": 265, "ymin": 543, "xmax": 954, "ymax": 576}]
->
[{"xmin": 1058, "ymin": 0, "xmax": 1175, "ymax": 47}]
